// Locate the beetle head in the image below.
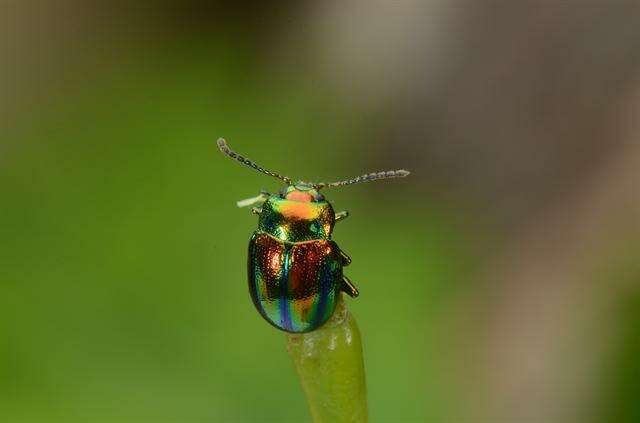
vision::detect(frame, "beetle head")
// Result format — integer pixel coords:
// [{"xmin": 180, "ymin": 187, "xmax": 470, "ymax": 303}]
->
[{"xmin": 279, "ymin": 184, "xmax": 326, "ymax": 203}]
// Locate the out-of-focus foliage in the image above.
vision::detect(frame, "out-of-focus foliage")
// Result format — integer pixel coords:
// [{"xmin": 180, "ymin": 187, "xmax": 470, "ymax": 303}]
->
[
  {"xmin": 3, "ymin": 2, "xmax": 640, "ymax": 422},
  {"xmin": 0, "ymin": 40, "xmax": 463, "ymax": 422}
]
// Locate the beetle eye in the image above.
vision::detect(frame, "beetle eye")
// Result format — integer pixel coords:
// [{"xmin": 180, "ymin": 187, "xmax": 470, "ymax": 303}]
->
[{"xmin": 315, "ymin": 194, "xmax": 325, "ymax": 201}]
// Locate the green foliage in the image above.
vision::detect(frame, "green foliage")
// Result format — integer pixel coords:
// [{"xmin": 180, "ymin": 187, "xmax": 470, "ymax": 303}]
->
[
  {"xmin": 1, "ymin": 42, "xmax": 464, "ymax": 422},
  {"xmin": 287, "ymin": 298, "xmax": 367, "ymax": 423}
]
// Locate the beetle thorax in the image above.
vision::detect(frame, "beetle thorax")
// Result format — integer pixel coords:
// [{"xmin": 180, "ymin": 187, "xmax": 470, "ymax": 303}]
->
[{"xmin": 258, "ymin": 186, "xmax": 335, "ymax": 242}]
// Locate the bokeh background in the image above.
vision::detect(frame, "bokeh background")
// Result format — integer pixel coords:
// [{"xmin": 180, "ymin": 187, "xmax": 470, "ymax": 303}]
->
[{"xmin": 2, "ymin": 1, "xmax": 640, "ymax": 422}]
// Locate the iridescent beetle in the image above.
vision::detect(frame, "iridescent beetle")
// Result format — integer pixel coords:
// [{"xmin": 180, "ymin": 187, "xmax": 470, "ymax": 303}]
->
[{"xmin": 218, "ymin": 138, "xmax": 409, "ymax": 333}]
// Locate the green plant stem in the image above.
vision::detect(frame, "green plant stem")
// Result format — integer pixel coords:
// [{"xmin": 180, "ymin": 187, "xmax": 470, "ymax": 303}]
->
[{"xmin": 286, "ymin": 297, "xmax": 368, "ymax": 423}]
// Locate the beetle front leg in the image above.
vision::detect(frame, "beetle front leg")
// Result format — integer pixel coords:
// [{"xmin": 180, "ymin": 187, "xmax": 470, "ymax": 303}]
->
[
  {"xmin": 335, "ymin": 210, "xmax": 349, "ymax": 223},
  {"xmin": 237, "ymin": 192, "xmax": 270, "ymax": 208},
  {"xmin": 341, "ymin": 275, "xmax": 359, "ymax": 298}
]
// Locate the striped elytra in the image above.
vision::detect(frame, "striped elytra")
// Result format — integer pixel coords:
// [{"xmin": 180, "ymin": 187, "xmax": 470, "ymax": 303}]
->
[{"xmin": 248, "ymin": 232, "xmax": 342, "ymax": 333}]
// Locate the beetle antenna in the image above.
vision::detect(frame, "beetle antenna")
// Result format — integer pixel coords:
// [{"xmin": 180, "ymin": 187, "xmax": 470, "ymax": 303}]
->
[
  {"xmin": 217, "ymin": 138, "xmax": 292, "ymax": 185},
  {"xmin": 314, "ymin": 169, "xmax": 410, "ymax": 189}
]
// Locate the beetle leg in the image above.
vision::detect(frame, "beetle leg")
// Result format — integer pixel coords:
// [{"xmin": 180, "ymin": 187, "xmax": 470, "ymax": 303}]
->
[
  {"xmin": 335, "ymin": 210, "xmax": 349, "ymax": 223},
  {"xmin": 237, "ymin": 192, "xmax": 269, "ymax": 208},
  {"xmin": 341, "ymin": 275, "xmax": 359, "ymax": 298},
  {"xmin": 339, "ymin": 250, "xmax": 352, "ymax": 266},
  {"xmin": 251, "ymin": 207, "xmax": 262, "ymax": 215}
]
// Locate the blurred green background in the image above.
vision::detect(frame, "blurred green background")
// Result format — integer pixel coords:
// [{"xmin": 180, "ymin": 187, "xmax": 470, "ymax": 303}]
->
[{"xmin": 2, "ymin": 2, "xmax": 640, "ymax": 422}]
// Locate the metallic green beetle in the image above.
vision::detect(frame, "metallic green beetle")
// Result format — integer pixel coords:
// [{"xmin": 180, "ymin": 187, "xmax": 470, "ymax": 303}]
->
[{"xmin": 218, "ymin": 138, "xmax": 409, "ymax": 333}]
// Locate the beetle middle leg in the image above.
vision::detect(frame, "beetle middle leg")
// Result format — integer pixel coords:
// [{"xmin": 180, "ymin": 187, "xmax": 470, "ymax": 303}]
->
[
  {"xmin": 335, "ymin": 210, "xmax": 349, "ymax": 223},
  {"xmin": 339, "ymin": 249, "xmax": 352, "ymax": 266},
  {"xmin": 341, "ymin": 275, "xmax": 359, "ymax": 298}
]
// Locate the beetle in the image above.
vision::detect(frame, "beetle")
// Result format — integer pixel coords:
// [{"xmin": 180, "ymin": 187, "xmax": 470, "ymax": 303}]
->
[{"xmin": 217, "ymin": 138, "xmax": 409, "ymax": 333}]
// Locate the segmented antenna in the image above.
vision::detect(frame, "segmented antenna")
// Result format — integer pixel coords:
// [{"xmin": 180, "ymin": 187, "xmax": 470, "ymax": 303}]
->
[
  {"xmin": 218, "ymin": 137, "xmax": 410, "ymax": 189},
  {"xmin": 315, "ymin": 169, "xmax": 410, "ymax": 189},
  {"xmin": 217, "ymin": 138, "xmax": 292, "ymax": 184}
]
